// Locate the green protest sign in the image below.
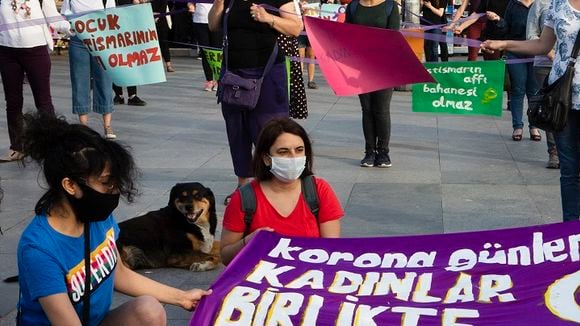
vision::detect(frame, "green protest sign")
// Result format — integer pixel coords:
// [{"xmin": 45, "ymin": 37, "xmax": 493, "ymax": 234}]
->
[
  {"xmin": 412, "ymin": 60, "xmax": 505, "ymax": 117},
  {"xmin": 204, "ymin": 49, "xmax": 223, "ymax": 81}
]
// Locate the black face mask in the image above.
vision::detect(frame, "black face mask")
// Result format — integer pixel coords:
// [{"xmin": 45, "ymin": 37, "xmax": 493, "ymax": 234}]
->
[{"xmin": 65, "ymin": 182, "xmax": 120, "ymax": 223}]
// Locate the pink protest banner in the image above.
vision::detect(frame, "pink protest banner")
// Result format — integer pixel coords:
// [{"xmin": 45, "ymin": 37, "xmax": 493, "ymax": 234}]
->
[
  {"xmin": 303, "ymin": 16, "xmax": 434, "ymax": 96},
  {"xmin": 190, "ymin": 222, "xmax": 580, "ymax": 325}
]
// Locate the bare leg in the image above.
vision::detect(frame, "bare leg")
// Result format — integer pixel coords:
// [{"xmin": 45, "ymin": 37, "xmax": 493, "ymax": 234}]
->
[
  {"xmin": 78, "ymin": 114, "xmax": 88, "ymax": 125},
  {"xmin": 306, "ymin": 47, "xmax": 315, "ymax": 83},
  {"xmin": 102, "ymin": 113, "xmax": 112, "ymax": 128},
  {"xmin": 101, "ymin": 296, "xmax": 166, "ymax": 326},
  {"xmin": 298, "ymin": 47, "xmax": 305, "ymax": 72}
]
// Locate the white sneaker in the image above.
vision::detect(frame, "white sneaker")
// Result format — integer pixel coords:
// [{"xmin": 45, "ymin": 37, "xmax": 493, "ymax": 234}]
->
[
  {"xmin": 0, "ymin": 149, "xmax": 24, "ymax": 162},
  {"xmin": 104, "ymin": 126, "xmax": 117, "ymax": 140}
]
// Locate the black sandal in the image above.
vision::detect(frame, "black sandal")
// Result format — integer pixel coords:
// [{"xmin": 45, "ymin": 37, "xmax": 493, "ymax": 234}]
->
[
  {"xmin": 530, "ymin": 129, "xmax": 542, "ymax": 141},
  {"xmin": 512, "ymin": 128, "xmax": 523, "ymax": 141}
]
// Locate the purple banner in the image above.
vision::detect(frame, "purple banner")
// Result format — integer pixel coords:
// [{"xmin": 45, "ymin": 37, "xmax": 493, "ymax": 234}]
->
[{"xmin": 191, "ymin": 222, "xmax": 580, "ymax": 325}]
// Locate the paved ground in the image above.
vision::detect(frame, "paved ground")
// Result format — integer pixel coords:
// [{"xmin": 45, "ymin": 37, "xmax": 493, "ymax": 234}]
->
[{"xmin": 0, "ymin": 52, "xmax": 562, "ymax": 325}]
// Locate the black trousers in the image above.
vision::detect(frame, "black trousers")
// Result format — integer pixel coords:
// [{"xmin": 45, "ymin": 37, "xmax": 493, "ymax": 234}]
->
[
  {"xmin": 193, "ymin": 23, "xmax": 222, "ymax": 81},
  {"xmin": 156, "ymin": 18, "xmax": 171, "ymax": 62},
  {"xmin": 359, "ymin": 88, "xmax": 393, "ymax": 153},
  {"xmin": 112, "ymin": 84, "xmax": 136, "ymax": 97}
]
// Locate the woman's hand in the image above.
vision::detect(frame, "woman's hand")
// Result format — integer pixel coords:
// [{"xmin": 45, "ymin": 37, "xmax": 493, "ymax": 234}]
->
[
  {"xmin": 187, "ymin": 2, "xmax": 195, "ymax": 13},
  {"xmin": 250, "ymin": 4, "xmax": 274, "ymax": 26},
  {"xmin": 486, "ymin": 10, "xmax": 500, "ymax": 21},
  {"xmin": 480, "ymin": 40, "xmax": 506, "ymax": 54},
  {"xmin": 179, "ymin": 289, "xmax": 213, "ymax": 311},
  {"xmin": 245, "ymin": 227, "xmax": 274, "ymax": 243}
]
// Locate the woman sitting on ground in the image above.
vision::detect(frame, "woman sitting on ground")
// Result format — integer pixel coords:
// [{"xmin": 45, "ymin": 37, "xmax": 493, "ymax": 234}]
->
[
  {"xmin": 220, "ymin": 118, "xmax": 344, "ymax": 265},
  {"xmin": 17, "ymin": 113, "xmax": 211, "ymax": 325}
]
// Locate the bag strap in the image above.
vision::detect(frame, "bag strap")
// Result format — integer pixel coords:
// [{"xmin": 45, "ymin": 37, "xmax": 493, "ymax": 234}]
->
[
  {"xmin": 569, "ymin": 29, "xmax": 580, "ymax": 62},
  {"xmin": 222, "ymin": 0, "xmax": 279, "ymax": 78},
  {"xmin": 82, "ymin": 222, "xmax": 91, "ymax": 326},
  {"xmin": 301, "ymin": 175, "xmax": 319, "ymax": 220},
  {"xmin": 240, "ymin": 183, "xmax": 256, "ymax": 237},
  {"xmin": 240, "ymin": 177, "xmax": 320, "ymax": 237}
]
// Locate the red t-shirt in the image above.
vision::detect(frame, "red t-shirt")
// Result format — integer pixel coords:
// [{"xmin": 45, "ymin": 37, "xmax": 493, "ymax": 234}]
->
[{"xmin": 223, "ymin": 177, "xmax": 344, "ymax": 237}]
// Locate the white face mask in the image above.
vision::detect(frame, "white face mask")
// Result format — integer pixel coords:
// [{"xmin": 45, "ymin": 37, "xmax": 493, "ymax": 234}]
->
[{"xmin": 269, "ymin": 156, "xmax": 306, "ymax": 183}]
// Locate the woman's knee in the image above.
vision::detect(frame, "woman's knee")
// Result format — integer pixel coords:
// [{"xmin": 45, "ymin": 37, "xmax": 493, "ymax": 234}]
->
[{"xmin": 132, "ymin": 295, "xmax": 166, "ymax": 325}]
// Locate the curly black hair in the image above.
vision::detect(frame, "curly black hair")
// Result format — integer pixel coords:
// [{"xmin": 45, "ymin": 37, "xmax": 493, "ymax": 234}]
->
[{"xmin": 21, "ymin": 113, "xmax": 139, "ymax": 215}]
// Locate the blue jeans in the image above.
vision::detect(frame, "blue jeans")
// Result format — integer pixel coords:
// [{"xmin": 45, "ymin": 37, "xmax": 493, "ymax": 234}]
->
[
  {"xmin": 68, "ymin": 36, "xmax": 113, "ymax": 115},
  {"xmin": 554, "ymin": 110, "xmax": 580, "ymax": 222},
  {"xmin": 507, "ymin": 52, "xmax": 538, "ymax": 129},
  {"xmin": 424, "ymin": 28, "xmax": 441, "ymax": 62}
]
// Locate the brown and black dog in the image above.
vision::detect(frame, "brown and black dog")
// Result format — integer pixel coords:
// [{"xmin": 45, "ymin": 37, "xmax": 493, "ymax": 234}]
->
[{"xmin": 117, "ymin": 182, "xmax": 220, "ymax": 271}]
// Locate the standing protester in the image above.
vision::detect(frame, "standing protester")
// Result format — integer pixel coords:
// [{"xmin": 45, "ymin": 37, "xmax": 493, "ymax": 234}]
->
[
  {"xmin": 345, "ymin": 0, "xmax": 400, "ymax": 168},
  {"xmin": 278, "ymin": 0, "xmax": 309, "ymax": 119},
  {"xmin": 111, "ymin": 0, "xmax": 147, "ymax": 107},
  {"xmin": 188, "ymin": 1, "xmax": 222, "ymax": 91},
  {"xmin": 446, "ymin": 0, "xmax": 485, "ymax": 61},
  {"xmin": 481, "ymin": 0, "xmax": 580, "ymax": 222},
  {"xmin": 421, "ymin": 0, "xmax": 446, "ymax": 62},
  {"xmin": 153, "ymin": 0, "xmax": 175, "ymax": 72},
  {"xmin": 61, "ymin": 0, "xmax": 117, "ymax": 139},
  {"xmin": 526, "ymin": 0, "xmax": 558, "ymax": 168},
  {"xmin": 0, "ymin": 0, "xmax": 68, "ymax": 161},
  {"xmin": 299, "ymin": 0, "xmax": 318, "ymax": 89},
  {"xmin": 17, "ymin": 113, "xmax": 212, "ymax": 324},
  {"xmin": 499, "ymin": 0, "xmax": 539, "ymax": 142},
  {"xmin": 208, "ymin": 0, "xmax": 302, "ymax": 205}
]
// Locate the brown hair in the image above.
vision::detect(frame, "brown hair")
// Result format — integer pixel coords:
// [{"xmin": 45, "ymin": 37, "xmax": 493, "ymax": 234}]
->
[{"xmin": 252, "ymin": 118, "xmax": 314, "ymax": 181}]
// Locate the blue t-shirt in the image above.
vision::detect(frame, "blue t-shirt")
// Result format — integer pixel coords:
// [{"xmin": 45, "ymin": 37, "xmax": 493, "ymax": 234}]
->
[{"xmin": 17, "ymin": 214, "xmax": 120, "ymax": 326}]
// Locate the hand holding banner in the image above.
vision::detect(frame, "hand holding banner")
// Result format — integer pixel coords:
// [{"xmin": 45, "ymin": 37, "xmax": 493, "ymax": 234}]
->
[
  {"xmin": 303, "ymin": 16, "xmax": 434, "ymax": 96},
  {"xmin": 190, "ymin": 222, "xmax": 580, "ymax": 325}
]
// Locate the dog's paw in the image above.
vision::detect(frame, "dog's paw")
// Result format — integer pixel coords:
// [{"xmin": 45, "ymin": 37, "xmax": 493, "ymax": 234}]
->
[{"xmin": 189, "ymin": 261, "xmax": 217, "ymax": 272}]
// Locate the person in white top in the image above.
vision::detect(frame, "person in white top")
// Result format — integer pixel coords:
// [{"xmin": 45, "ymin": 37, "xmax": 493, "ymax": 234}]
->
[
  {"xmin": 0, "ymin": 0, "xmax": 69, "ymax": 162},
  {"xmin": 61, "ymin": 0, "xmax": 118, "ymax": 139},
  {"xmin": 188, "ymin": 1, "xmax": 221, "ymax": 91}
]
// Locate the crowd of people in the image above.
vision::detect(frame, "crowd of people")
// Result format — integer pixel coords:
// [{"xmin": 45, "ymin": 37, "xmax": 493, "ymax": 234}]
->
[{"xmin": 1, "ymin": 0, "xmax": 579, "ymax": 322}]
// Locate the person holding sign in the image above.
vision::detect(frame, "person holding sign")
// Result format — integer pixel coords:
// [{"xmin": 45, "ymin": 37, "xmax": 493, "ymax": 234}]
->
[
  {"xmin": 481, "ymin": 0, "xmax": 579, "ymax": 222},
  {"xmin": 0, "ymin": 0, "xmax": 69, "ymax": 162},
  {"xmin": 208, "ymin": 0, "xmax": 303, "ymax": 205},
  {"xmin": 499, "ymin": 0, "xmax": 540, "ymax": 142},
  {"xmin": 421, "ymin": 0, "xmax": 446, "ymax": 62},
  {"xmin": 16, "ymin": 113, "xmax": 212, "ymax": 325},
  {"xmin": 188, "ymin": 1, "xmax": 222, "ymax": 91},
  {"xmin": 220, "ymin": 118, "xmax": 343, "ymax": 265},
  {"xmin": 61, "ymin": 0, "xmax": 118, "ymax": 139},
  {"xmin": 345, "ymin": 0, "xmax": 400, "ymax": 168}
]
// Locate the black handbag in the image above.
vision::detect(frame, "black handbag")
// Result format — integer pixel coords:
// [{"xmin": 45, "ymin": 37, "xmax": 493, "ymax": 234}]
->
[{"xmin": 527, "ymin": 29, "xmax": 580, "ymax": 132}]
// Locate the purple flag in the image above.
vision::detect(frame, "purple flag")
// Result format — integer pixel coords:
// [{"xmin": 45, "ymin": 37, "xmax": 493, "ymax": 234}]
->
[{"xmin": 191, "ymin": 222, "xmax": 580, "ymax": 325}]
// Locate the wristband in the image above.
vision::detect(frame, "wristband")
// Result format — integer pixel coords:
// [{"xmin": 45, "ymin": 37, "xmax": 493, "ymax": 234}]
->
[{"xmin": 270, "ymin": 17, "xmax": 275, "ymax": 28}]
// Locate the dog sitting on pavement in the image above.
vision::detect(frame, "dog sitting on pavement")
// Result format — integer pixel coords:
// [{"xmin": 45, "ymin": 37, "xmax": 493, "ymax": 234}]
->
[{"xmin": 117, "ymin": 182, "xmax": 220, "ymax": 271}]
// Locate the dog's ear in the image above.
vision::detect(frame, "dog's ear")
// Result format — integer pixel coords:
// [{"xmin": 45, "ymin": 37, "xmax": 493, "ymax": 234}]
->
[
  {"xmin": 205, "ymin": 187, "xmax": 218, "ymax": 235},
  {"xmin": 169, "ymin": 183, "xmax": 182, "ymax": 206}
]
